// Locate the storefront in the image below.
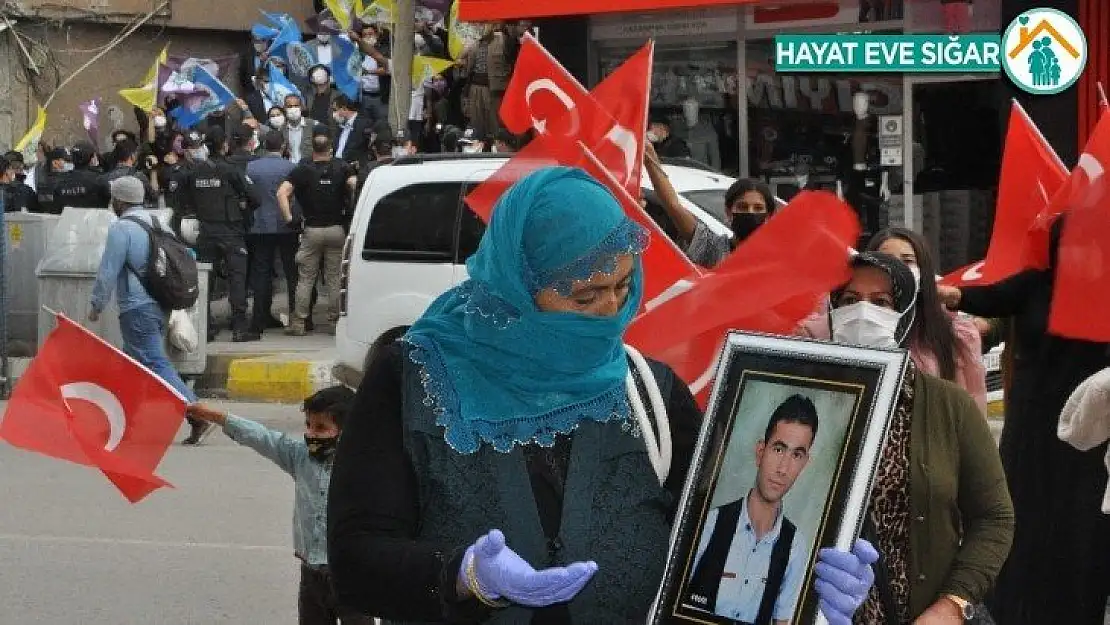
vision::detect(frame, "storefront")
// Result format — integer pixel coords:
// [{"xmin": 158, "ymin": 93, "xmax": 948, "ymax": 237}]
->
[{"xmin": 585, "ymin": 0, "xmax": 1006, "ymax": 269}]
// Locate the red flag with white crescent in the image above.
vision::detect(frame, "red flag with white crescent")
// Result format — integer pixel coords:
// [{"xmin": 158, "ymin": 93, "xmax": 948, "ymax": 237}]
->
[{"xmin": 0, "ymin": 314, "xmax": 186, "ymax": 502}]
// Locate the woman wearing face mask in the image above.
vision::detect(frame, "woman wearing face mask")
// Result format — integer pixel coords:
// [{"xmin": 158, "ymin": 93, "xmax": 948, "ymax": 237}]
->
[
  {"xmin": 326, "ymin": 166, "xmax": 878, "ymax": 624},
  {"xmin": 801, "ymin": 228, "xmax": 987, "ymax": 413},
  {"xmin": 267, "ymin": 106, "xmax": 286, "ymax": 132},
  {"xmin": 937, "ymin": 216, "xmax": 1110, "ymax": 625},
  {"xmin": 825, "ymin": 251, "xmax": 1013, "ymax": 625},
  {"xmin": 643, "ymin": 142, "xmax": 775, "ymax": 268}
]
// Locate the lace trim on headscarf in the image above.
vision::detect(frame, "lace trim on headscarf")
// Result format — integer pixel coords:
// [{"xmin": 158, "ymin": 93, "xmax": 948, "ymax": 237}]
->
[
  {"xmin": 405, "ymin": 337, "xmax": 631, "ymax": 454},
  {"xmin": 524, "ymin": 219, "xmax": 650, "ymax": 296},
  {"xmin": 455, "ymin": 280, "xmax": 521, "ymax": 328}
]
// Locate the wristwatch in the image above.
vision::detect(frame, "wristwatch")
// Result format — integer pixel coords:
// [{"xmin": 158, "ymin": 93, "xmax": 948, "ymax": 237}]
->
[{"xmin": 945, "ymin": 594, "xmax": 976, "ymax": 620}]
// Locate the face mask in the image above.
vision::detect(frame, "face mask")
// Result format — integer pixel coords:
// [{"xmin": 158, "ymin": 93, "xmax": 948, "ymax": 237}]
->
[
  {"xmin": 316, "ymin": 33, "xmax": 331, "ymax": 44},
  {"xmin": 304, "ymin": 435, "xmax": 338, "ymax": 460},
  {"xmin": 62, "ymin": 162, "xmax": 75, "ymax": 172},
  {"xmin": 286, "ymin": 106, "xmax": 302, "ymax": 122},
  {"xmin": 253, "ymin": 41, "xmax": 267, "ymax": 53},
  {"xmin": 830, "ymin": 301, "xmax": 903, "ymax": 349},
  {"xmin": 188, "ymin": 148, "xmax": 207, "ymax": 161},
  {"xmin": 154, "ymin": 116, "xmax": 167, "ymax": 129},
  {"xmin": 332, "ymin": 111, "xmax": 346, "ymax": 125},
  {"xmin": 908, "ymin": 265, "xmax": 921, "ymax": 289},
  {"xmin": 366, "ymin": 36, "xmax": 378, "ymax": 47},
  {"xmin": 646, "ymin": 131, "xmax": 659, "ymax": 143},
  {"xmin": 312, "ymin": 71, "xmax": 328, "ymax": 85},
  {"xmin": 731, "ymin": 212, "xmax": 766, "ymax": 243},
  {"xmin": 15, "ymin": 173, "xmax": 26, "ymax": 183},
  {"xmin": 490, "ymin": 145, "xmax": 499, "ymax": 154},
  {"xmin": 269, "ymin": 115, "xmax": 286, "ymax": 129},
  {"xmin": 260, "ymin": 81, "xmax": 270, "ymax": 92}
]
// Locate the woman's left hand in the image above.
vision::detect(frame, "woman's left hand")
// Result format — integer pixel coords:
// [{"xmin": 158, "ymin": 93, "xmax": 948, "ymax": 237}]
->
[{"xmin": 813, "ymin": 539, "xmax": 879, "ymax": 625}]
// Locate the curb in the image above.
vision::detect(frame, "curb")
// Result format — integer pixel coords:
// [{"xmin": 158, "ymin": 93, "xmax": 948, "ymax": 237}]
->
[{"xmin": 225, "ymin": 354, "xmax": 338, "ymax": 403}]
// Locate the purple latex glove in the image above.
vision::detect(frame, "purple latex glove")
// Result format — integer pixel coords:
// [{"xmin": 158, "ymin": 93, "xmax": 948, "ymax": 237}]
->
[
  {"xmin": 459, "ymin": 529, "xmax": 598, "ymax": 608},
  {"xmin": 813, "ymin": 538, "xmax": 879, "ymax": 625}
]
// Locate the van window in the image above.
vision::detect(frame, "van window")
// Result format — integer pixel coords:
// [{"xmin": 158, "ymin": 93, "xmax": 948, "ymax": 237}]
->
[
  {"xmin": 363, "ymin": 182, "xmax": 462, "ymax": 262},
  {"xmin": 457, "ymin": 206, "xmax": 486, "ymax": 262}
]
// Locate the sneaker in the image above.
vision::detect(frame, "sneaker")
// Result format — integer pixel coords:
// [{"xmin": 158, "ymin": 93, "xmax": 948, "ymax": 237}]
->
[{"xmin": 182, "ymin": 420, "xmax": 216, "ymax": 445}]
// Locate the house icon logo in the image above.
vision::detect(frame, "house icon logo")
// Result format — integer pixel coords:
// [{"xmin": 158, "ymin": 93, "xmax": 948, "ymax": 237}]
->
[{"xmin": 1001, "ymin": 8, "xmax": 1087, "ymax": 95}]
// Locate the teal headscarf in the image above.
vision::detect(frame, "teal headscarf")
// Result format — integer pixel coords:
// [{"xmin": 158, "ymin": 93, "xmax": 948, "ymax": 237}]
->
[{"xmin": 404, "ymin": 167, "xmax": 649, "ymax": 454}]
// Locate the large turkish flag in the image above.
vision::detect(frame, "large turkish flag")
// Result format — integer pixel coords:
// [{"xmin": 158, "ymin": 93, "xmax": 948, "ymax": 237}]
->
[{"xmin": 0, "ymin": 314, "xmax": 187, "ymax": 502}]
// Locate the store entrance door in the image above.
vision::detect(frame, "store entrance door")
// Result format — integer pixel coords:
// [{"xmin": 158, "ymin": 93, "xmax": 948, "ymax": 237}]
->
[{"xmin": 902, "ymin": 76, "xmax": 1003, "ymax": 273}]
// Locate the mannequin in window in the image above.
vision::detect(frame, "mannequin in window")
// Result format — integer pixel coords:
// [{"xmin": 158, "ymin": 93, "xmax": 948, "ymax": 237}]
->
[
  {"xmin": 678, "ymin": 96, "xmax": 721, "ymax": 171},
  {"xmin": 842, "ymin": 91, "xmax": 889, "ymax": 241}
]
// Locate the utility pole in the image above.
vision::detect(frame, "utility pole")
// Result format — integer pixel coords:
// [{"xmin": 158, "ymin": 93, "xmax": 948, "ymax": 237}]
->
[{"xmin": 390, "ymin": 0, "xmax": 414, "ymax": 138}]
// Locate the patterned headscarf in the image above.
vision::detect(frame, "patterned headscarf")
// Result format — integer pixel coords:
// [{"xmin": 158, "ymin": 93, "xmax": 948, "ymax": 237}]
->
[{"xmin": 404, "ymin": 167, "xmax": 649, "ymax": 454}]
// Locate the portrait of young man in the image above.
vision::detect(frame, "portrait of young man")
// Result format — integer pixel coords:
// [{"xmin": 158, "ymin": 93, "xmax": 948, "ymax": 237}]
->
[{"xmin": 685, "ymin": 394, "xmax": 820, "ymax": 625}]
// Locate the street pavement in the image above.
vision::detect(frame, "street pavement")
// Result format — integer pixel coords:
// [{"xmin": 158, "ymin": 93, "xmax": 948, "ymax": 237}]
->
[{"xmin": 0, "ymin": 401, "xmax": 303, "ymax": 624}]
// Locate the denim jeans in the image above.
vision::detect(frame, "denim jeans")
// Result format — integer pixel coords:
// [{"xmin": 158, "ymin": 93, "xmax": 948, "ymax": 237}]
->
[{"xmin": 119, "ymin": 303, "xmax": 197, "ymax": 403}]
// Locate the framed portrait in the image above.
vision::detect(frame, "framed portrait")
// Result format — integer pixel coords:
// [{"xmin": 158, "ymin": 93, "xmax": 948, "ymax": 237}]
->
[{"xmin": 650, "ymin": 331, "xmax": 909, "ymax": 625}]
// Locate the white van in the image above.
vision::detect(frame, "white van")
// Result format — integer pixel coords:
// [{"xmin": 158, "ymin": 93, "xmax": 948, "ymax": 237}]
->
[{"xmin": 334, "ymin": 153, "xmax": 737, "ymax": 385}]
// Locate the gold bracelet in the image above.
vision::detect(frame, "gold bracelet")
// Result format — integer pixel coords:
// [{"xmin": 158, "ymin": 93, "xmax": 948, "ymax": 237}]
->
[{"xmin": 466, "ymin": 557, "xmax": 511, "ymax": 609}]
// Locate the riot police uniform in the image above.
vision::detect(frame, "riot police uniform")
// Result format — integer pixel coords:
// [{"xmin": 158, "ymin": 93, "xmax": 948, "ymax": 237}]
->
[
  {"xmin": 52, "ymin": 165, "xmax": 104, "ymax": 212},
  {"xmin": 183, "ymin": 152, "xmax": 258, "ymax": 342},
  {"xmin": 160, "ymin": 160, "xmax": 193, "ymax": 233}
]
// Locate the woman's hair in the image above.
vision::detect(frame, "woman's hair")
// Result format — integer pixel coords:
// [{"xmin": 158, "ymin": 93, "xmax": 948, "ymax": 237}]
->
[
  {"xmin": 724, "ymin": 179, "xmax": 776, "ymax": 214},
  {"xmin": 267, "ymin": 106, "xmax": 284, "ymax": 118},
  {"xmin": 866, "ymin": 227, "xmax": 965, "ymax": 381}
]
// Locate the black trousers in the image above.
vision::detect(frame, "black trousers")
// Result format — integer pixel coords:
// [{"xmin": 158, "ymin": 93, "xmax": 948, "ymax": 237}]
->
[
  {"xmin": 298, "ymin": 564, "xmax": 375, "ymax": 625},
  {"xmin": 197, "ymin": 224, "xmax": 249, "ymax": 335},
  {"xmin": 248, "ymin": 233, "xmax": 298, "ymax": 333}
]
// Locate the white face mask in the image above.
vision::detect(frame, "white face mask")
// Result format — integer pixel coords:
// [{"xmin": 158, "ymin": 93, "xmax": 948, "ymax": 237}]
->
[
  {"xmin": 254, "ymin": 41, "xmax": 267, "ymax": 53},
  {"xmin": 646, "ymin": 131, "xmax": 659, "ymax": 143},
  {"xmin": 332, "ymin": 111, "xmax": 346, "ymax": 125},
  {"xmin": 286, "ymin": 106, "xmax": 302, "ymax": 122},
  {"xmin": 317, "ymin": 33, "xmax": 331, "ymax": 44},
  {"xmin": 269, "ymin": 115, "xmax": 286, "ymax": 129},
  {"xmin": 830, "ymin": 301, "xmax": 903, "ymax": 349},
  {"xmin": 62, "ymin": 162, "xmax": 75, "ymax": 172},
  {"xmin": 366, "ymin": 36, "xmax": 378, "ymax": 47},
  {"xmin": 312, "ymin": 70, "xmax": 328, "ymax": 85},
  {"xmin": 909, "ymin": 265, "xmax": 921, "ymax": 289},
  {"xmin": 154, "ymin": 115, "xmax": 167, "ymax": 129}
]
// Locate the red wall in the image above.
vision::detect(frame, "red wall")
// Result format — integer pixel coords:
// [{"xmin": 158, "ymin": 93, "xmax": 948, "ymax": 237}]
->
[{"xmin": 1079, "ymin": 0, "xmax": 1109, "ymax": 145}]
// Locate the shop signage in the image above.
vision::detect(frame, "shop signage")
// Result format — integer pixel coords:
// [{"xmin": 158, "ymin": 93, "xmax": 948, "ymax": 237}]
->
[
  {"xmin": 747, "ymin": 73, "xmax": 902, "ymax": 116},
  {"xmin": 774, "ymin": 34, "xmax": 1003, "ymax": 73},
  {"xmin": 591, "ymin": 8, "xmax": 739, "ymax": 41},
  {"xmin": 878, "ymin": 114, "xmax": 904, "ymax": 166}
]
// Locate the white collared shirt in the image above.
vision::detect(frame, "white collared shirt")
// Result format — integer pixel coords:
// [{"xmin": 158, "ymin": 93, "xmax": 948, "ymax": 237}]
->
[
  {"xmin": 690, "ymin": 494, "xmax": 805, "ymax": 623},
  {"xmin": 286, "ymin": 121, "xmax": 305, "ymax": 163},
  {"xmin": 335, "ymin": 113, "xmax": 357, "ymax": 159}
]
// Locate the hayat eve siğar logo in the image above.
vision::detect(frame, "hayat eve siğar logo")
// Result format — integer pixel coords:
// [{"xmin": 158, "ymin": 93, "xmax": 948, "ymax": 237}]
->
[{"xmin": 1001, "ymin": 8, "xmax": 1087, "ymax": 95}]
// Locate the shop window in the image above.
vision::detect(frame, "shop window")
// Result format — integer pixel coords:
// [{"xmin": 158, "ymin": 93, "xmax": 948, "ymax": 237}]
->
[
  {"xmin": 597, "ymin": 42, "xmax": 741, "ymax": 176},
  {"xmin": 363, "ymin": 182, "xmax": 462, "ymax": 262}
]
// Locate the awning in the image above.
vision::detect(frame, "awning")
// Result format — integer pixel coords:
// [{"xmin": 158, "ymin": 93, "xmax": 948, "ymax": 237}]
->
[{"xmin": 458, "ymin": 0, "xmax": 764, "ymax": 21}]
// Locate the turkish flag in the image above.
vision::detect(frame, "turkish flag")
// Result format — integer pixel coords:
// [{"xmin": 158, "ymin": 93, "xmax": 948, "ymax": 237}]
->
[
  {"xmin": 465, "ymin": 136, "xmax": 698, "ymax": 303},
  {"xmin": 626, "ymin": 191, "xmax": 859, "ymax": 407},
  {"xmin": 500, "ymin": 34, "xmax": 600, "ymax": 138},
  {"xmin": 0, "ymin": 314, "xmax": 186, "ymax": 502},
  {"xmin": 1048, "ymin": 113, "xmax": 1110, "ymax": 341},
  {"xmin": 587, "ymin": 41, "xmax": 653, "ymax": 199},
  {"xmin": 940, "ymin": 101, "xmax": 1069, "ymax": 287}
]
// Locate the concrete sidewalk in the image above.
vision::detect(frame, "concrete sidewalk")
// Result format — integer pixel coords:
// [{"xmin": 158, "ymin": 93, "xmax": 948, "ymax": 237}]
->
[{"xmin": 202, "ymin": 298, "xmax": 340, "ymax": 403}]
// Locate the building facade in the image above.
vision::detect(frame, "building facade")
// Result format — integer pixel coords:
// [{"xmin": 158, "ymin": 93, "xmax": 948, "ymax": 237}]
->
[{"xmin": 0, "ymin": 0, "xmax": 314, "ymax": 150}]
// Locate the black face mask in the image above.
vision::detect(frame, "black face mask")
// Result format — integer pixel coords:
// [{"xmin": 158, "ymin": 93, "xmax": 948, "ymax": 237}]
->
[
  {"xmin": 14, "ymin": 173, "xmax": 26, "ymax": 184},
  {"xmin": 305, "ymin": 435, "xmax": 338, "ymax": 460},
  {"xmin": 731, "ymin": 212, "xmax": 767, "ymax": 243}
]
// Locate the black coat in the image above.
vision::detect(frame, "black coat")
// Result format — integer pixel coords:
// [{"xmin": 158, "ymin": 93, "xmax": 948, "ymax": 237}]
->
[
  {"xmin": 959, "ymin": 225, "xmax": 1110, "ymax": 625},
  {"xmin": 333, "ymin": 114, "xmax": 374, "ymax": 167}
]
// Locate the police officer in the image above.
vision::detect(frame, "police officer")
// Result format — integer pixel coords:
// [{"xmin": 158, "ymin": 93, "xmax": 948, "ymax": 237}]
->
[
  {"xmin": 0, "ymin": 151, "xmax": 38, "ymax": 212},
  {"xmin": 277, "ymin": 132, "xmax": 356, "ymax": 335},
  {"xmin": 35, "ymin": 147, "xmax": 69, "ymax": 213},
  {"xmin": 182, "ymin": 128, "xmax": 260, "ymax": 343},
  {"xmin": 52, "ymin": 142, "xmax": 104, "ymax": 212},
  {"xmin": 159, "ymin": 135, "xmax": 193, "ymax": 234}
]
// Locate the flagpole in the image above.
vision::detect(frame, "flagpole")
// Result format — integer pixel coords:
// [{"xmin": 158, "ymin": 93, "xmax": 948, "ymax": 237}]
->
[
  {"xmin": 1098, "ymin": 81, "xmax": 1108, "ymax": 110},
  {"xmin": 391, "ymin": 0, "xmax": 415, "ymax": 139}
]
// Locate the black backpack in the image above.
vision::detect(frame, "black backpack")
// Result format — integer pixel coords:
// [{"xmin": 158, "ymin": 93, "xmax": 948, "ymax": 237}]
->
[{"xmin": 121, "ymin": 215, "xmax": 200, "ymax": 311}]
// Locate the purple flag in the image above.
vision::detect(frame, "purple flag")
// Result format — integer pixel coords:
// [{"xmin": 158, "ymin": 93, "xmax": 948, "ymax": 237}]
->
[{"xmin": 79, "ymin": 99, "xmax": 100, "ymax": 147}]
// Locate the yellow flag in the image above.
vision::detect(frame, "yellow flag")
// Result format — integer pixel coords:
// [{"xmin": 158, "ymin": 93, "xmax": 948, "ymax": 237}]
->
[
  {"xmin": 412, "ymin": 55, "xmax": 454, "ymax": 85},
  {"xmin": 15, "ymin": 106, "xmax": 47, "ymax": 163},
  {"xmin": 119, "ymin": 45, "xmax": 169, "ymax": 112},
  {"xmin": 448, "ymin": 1, "xmax": 481, "ymax": 61},
  {"xmin": 361, "ymin": 0, "xmax": 394, "ymax": 24},
  {"xmin": 326, "ymin": 0, "xmax": 354, "ymax": 30}
]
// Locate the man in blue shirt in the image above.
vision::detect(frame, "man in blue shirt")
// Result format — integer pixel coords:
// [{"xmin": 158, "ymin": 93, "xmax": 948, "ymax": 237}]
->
[
  {"xmin": 89, "ymin": 177, "xmax": 209, "ymax": 445},
  {"xmin": 186, "ymin": 386, "xmax": 375, "ymax": 625},
  {"xmin": 247, "ymin": 131, "xmax": 299, "ymax": 335},
  {"xmin": 685, "ymin": 394, "xmax": 820, "ymax": 625}
]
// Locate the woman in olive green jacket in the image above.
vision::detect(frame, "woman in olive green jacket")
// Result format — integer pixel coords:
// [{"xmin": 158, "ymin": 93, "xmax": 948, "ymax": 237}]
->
[{"xmin": 820, "ymin": 252, "xmax": 1014, "ymax": 624}]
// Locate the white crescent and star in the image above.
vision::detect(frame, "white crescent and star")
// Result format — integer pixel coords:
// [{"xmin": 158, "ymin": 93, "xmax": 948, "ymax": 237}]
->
[
  {"xmin": 60, "ymin": 382, "xmax": 126, "ymax": 452},
  {"xmin": 524, "ymin": 78, "xmax": 579, "ymax": 136},
  {"xmin": 962, "ymin": 261, "xmax": 986, "ymax": 282}
]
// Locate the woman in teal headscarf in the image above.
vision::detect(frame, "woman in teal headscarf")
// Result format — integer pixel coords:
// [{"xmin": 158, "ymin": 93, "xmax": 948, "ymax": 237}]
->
[{"xmin": 327, "ymin": 167, "xmax": 877, "ymax": 624}]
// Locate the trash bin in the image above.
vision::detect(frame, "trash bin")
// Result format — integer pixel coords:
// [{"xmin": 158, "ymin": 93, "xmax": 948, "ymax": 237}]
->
[
  {"xmin": 36, "ymin": 207, "xmax": 211, "ymax": 377},
  {"xmin": 6, "ymin": 212, "xmax": 61, "ymax": 347}
]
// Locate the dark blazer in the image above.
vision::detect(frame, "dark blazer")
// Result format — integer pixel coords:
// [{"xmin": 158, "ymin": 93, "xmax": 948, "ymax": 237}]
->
[
  {"xmin": 333, "ymin": 113, "xmax": 374, "ymax": 166},
  {"xmin": 244, "ymin": 89, "xmax": 270, "ymax": 123}
]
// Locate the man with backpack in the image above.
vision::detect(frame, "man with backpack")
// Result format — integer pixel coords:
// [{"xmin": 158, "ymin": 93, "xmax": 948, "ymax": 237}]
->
[{"xmin": 89, "ymin": 176, "xmax": 213, "ymax": 445}]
